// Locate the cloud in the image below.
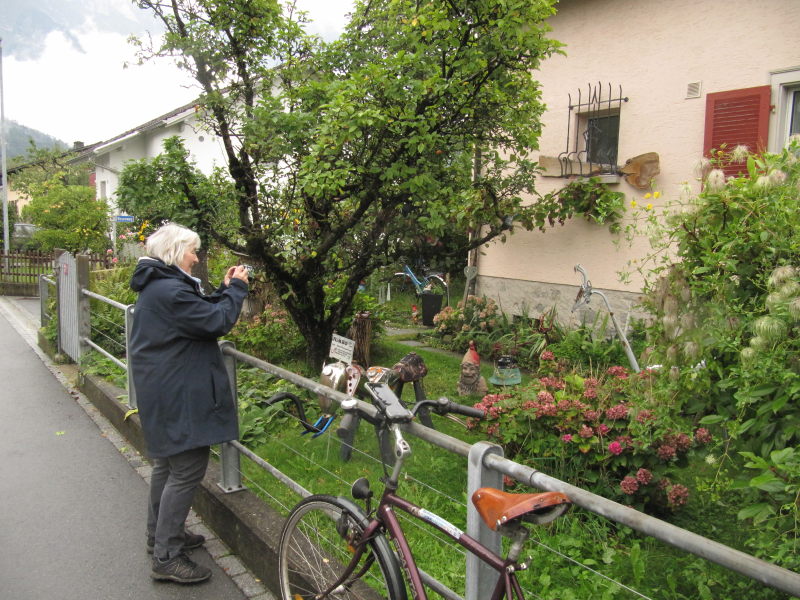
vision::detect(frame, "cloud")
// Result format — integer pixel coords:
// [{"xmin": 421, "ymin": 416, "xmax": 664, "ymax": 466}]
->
[
  {"xmin": 5, "ymin": 28, "xmax": 198, "ymax": 144},
  {"xmin": 3, "ymin": 0, "xmax": 354, "ymax": 144}
]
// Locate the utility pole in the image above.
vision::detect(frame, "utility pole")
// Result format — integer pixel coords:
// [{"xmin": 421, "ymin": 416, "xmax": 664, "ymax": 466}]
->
[{"xmin": 0, "ymin": 37, "xmax": 9, "ymax": 262}]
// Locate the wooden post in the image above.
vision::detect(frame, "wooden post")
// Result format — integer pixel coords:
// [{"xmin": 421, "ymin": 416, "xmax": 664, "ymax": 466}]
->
[{"xmin": 348, "ymin": 311, "xmax": 372, "ymax": 368}]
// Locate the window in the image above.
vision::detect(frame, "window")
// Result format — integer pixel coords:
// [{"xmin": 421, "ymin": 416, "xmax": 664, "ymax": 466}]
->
[
  {"xmin": 704, "ymin": 85, "xmax": 770, "ymax": 177},
  {"xmin": 558, "ymin": 83, "xmax": 628, "ymax": 177},
  {"xmin": 769, "ymin": 68, "xmax": 800, "ymax": 152},
  {"xmin": 586, "ymin": 114, "xmax": 620, "ymax": 166}
]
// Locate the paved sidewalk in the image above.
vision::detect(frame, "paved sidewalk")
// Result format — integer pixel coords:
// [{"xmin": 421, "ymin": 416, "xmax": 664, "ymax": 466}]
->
[{"xmin": 0, "ymin": 297, "xmax": 271, "ymax": 600}]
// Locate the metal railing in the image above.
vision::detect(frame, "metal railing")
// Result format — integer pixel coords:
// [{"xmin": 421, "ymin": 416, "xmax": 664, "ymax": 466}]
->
[{"xmin": 44, "ymin": 252, "xmax": 800, "ymax": 599}]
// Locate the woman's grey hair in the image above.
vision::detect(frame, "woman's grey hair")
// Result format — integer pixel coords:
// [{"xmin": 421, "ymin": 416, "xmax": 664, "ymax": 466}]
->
[{"xmin": 145, "ymin": 223, "xmax": 201, "ymax": 266}]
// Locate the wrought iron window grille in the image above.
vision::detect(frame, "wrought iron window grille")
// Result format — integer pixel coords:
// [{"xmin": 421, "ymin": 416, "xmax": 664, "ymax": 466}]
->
[{"xmin": 558, "ymin": 82, "xmax": 628, "ymax": 177}]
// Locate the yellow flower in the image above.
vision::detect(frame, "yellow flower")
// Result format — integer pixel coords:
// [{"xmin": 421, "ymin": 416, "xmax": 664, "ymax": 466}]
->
[
  {"xmin": 646, "ymin": 203, "xmax": 653, "ymax": 210},
  {"xmin": 630, "ymin": 200, "xmax": 638, "ymax": 208},
  {"xmin": 653, "ymin": 191, "xmax": 661, "ymax": 199},
  {"xmin": 139, "ymin": 235, "xmax": 145, "ymax": 241},
  {"xmin": 644, "ymin": 193, "xmax": 652, "ymax": 199}
]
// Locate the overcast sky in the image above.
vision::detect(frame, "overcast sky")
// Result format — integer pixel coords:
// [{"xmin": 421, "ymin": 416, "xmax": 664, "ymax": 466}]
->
[{"xmin": 1, "ymin": 0, "xmax": 353, "ymax": 145}]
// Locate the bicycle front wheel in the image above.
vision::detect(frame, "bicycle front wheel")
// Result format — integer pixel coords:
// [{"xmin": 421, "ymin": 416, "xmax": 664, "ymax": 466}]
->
[{"xmin": 278, "ymin": 495, "xmax": 407, "ymax": 600}]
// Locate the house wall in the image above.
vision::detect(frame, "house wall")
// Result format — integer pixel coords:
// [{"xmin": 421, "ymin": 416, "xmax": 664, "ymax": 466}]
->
[{"xmin": 477, "ymin": 0, "xmax": 800, "ymax": 324}]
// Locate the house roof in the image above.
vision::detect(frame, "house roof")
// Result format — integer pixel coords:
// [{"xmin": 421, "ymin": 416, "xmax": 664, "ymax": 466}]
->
[{"xmin": 93, "ymin": 97, "xmax": 201, "ymax": 153}]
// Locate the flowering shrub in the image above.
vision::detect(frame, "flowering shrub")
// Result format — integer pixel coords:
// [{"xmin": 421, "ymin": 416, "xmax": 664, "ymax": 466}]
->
[
  {"xmin": 471, "ymin": 363, "xmax": 712, "ymax": 512},
  {"xmin": 431, "ymin": 295, "xmax": 504, "ymax": 356}
]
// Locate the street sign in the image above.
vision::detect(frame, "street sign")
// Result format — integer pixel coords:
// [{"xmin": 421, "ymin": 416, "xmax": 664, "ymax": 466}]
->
[{"xmin": 115, "ymin": 215, "xmax": 135, "ymax": 223}]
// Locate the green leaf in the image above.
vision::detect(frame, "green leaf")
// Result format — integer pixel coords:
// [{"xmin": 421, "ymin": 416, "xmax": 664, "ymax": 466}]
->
[
  {"xmin": 699, "ymin": 414, "xmax": 725, "ymax": 425},
  {"xmin": 737, "ymin": 503, "xmax": 774, "ymax": 522}
]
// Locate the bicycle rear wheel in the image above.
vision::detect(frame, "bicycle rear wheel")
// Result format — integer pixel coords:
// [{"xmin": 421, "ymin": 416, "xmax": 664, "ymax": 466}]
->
[{"xmin": 278, "ymin": 495, "xmax": 407, "ymax": 600}]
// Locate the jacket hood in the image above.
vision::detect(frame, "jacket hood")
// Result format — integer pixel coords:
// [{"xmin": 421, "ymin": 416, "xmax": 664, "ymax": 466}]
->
[{"xmin": 130, "ymin": 257, "xmax": 188, "ymax": 292}]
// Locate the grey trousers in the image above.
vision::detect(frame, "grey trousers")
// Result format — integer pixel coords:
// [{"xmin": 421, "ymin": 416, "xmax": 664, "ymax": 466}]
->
[{"xmin": 147, "ymin": 446, "xmax": 210, "ymax": 560}]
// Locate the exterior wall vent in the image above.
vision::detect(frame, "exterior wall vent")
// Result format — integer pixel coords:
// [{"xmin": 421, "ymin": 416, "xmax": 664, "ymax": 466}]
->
[{"xmin": 686, "ymin": 81, "xmax": 702, "ymax": 99}]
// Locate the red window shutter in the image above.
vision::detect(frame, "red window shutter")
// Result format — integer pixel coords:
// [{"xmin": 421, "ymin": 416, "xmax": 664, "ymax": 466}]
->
[{"xmin": 703, "ymin": 85, "xmax": 771, "ymax": 177}]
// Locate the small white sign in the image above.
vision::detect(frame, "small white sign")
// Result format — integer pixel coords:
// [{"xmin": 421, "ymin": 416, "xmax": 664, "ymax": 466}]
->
[{"xmin": 329, "ymin": 334, "xmax": 355, "ymax": 364}]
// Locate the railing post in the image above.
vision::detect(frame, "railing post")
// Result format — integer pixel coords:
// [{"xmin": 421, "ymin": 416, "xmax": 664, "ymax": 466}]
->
[
  {"xmin": 466, "ymin": 441, "xmax": 504, "ymax": 600},
  {"xmin": 124, "ymin": 304, "xmax": 137, "ymax": 409},
  {"xmin": 39, "ymin": 275, "xmax": 48, "ymax": 326},
  {"xmin": 76, "ymin": 254, "xmax": 90, "ymax": 359},
  {"xmin": 218, "ymin": 341, "xmax": 244, "ymax": 493}
]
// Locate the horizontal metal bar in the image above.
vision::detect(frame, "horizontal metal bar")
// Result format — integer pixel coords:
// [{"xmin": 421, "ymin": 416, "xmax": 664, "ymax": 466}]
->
[
  {"xmin": 41, "ymin": 276, "xmax": 56, "ymax": 286},
  {"xmin": 224, "ymin": 346, "xmax": 800, "ymax": 596},
  {"xmin": 482, "ymin": 454, "xmax": 800, "ymax": 598},
  {"xmin": 222, "ymin": 347, "xmax": 380, "ymax": 419},
  {"xmin": 81, "ymin": 289, "xmax": 129, "ymax": 311},
  {"xmin": 81, "ymin": 337, "xmax": 127, "ymax": 370},
  {"xmin": 229, "ymin": 440, "xmax": 311, "ymax": 499}
]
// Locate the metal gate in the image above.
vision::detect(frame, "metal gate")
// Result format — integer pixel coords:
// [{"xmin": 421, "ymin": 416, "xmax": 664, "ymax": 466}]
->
[{"xmin": 56, "ymin": 252, "xmax": 88, "ymax": 362}]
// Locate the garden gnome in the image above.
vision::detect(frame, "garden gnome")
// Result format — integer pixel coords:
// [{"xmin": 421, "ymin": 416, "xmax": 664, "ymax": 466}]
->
[{"xmin": 457, "ymin": 340, "xmax": 488, "ymax": 396}]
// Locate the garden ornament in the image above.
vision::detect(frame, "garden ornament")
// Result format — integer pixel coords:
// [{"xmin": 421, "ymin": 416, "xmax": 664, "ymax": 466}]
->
[
  {"xmin": 489, "ymin": 354, "xmax": 522, "ymax": 386},
  {"xmin": 315, "ymin": 361, "xmax": 362, "ymax": 437},
  {"xmin": 572, "ymin": 264, "xmax": 640, "ymax": 372},
  {"xmin": 458, "ymin": 340, "xmax": 488, "ymax": 396}
]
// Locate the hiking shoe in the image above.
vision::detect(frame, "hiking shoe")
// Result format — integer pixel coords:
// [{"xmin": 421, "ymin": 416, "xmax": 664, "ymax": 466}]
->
[
  {"xmin": 151, "ymin": 552, "xmax": 211, "ymax": 584},
  {"xmin": 147, "ymin": 531, "xmax": 205, "ymax": 554}
]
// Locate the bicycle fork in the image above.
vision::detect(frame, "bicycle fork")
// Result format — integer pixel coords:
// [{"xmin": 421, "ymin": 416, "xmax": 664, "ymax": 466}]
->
[{"xmin": 315, "ymin": 517, "xmax": 383, "ymax": 599}]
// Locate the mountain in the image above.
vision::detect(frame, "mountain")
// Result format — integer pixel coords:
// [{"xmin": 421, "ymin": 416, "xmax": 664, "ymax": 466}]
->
[
  {"xmin": 6, "ymin": 120, "xmax": 68, "ymax": 163},
  {"xmin": 1, "ymin": 0, "xmax": 158, "ymax": 60}
]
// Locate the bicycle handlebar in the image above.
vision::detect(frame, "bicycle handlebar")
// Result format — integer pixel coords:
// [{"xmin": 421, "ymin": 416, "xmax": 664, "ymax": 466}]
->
[{"xmin": 415, "ymin": 397, "xmax": 485, "ymax": 419}]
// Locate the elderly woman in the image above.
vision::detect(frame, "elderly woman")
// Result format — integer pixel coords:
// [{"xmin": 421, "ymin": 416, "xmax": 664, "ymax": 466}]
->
[{"xmin": 129, "ymin": 223, "xmax": 248, "ymax": 584}]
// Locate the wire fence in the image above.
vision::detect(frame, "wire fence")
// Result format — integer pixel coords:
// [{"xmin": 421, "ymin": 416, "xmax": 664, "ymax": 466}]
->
[{"xmin": 43, "ymin": 267, "xmax": 800, "ymax": 600}]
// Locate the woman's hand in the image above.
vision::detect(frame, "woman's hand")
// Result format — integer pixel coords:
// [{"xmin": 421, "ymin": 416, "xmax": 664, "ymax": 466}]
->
[
  {"xmin": 224, "ymin": 265, "xmax": 249, "ymax": 286},
  {"xmin": 231, "ymin": 265, "xmax": 249, "ymax": 284}
]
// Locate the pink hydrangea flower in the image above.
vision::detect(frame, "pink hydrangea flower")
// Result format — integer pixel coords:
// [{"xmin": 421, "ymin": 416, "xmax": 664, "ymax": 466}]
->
[
  {"xmin": 540, "ymin": 350, "xmax": 555, "ymax": 361},
  {"xmin": 636, "ymin": 468, "xmax": 653, "ymax": 485},
  {"xmin": 620, "ymin": 476, "xmax": 639, "ymax": 495},
  {"xmin": 674, "ymin": 433, "xmax": 691, "ymax": 452},
  {"xmin": 605, "ymin": 404, "xmax": 629, "ymax": 420},
  {"xmin": 561, "ymin": 434, "xmax": 573, "ymax": 443},
  {"xmin": 583, "ymin": 410, "xmax": 600, "ymax": 421},
  {"xmin": 694, "ymin": 427, "xmax": 712, "ymax": 444},
  {"xmin": 578, "ymin": 424, "xmax": 594, "ymax": 438},
  {"xmin": 606, "ymin": 366, "xmax": 629, "ymax": 379},
  {"xmin": 539, "ymin": 377, "xmax": 566, "ymax": 390},
  {"xmin": 657, "ymin": 444, "xmax": 676, "ymax": 460},
  {"xmin": 608, "ymin": 441, "xmax": 623, "ymax": 455},
  {"xmin": 667, "ymin": 484, "xmax": 690, "ymax": 508},
  {"xmin": 596, "ymin": 423, "xmax": 610, "ymax": 436},
  {"xmin": 636, "ymin": 409, "xmax": 655, "ymax": 424},
  {"xmin": 537, "ymin": 390, "xmax": 554, "ymax": 403},
  {"xmin": 583, "ymin": 387, "xmax": 597, "ymax": 399}
]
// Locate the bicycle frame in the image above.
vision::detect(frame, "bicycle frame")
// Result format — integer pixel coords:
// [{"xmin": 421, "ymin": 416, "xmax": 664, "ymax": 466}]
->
[
  {"xmin": 323, "ymin": 427, "xmax": 526, "ymax": 600},
  {"xmin": 368, "ymin": 488, "xmax": 526, "ymax": 600}
]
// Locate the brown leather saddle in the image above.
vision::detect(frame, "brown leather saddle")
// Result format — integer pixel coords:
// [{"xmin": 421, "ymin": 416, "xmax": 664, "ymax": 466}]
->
[{"xmin": 472, "ymin": 487, "xmax": 571, "ymax": 531}]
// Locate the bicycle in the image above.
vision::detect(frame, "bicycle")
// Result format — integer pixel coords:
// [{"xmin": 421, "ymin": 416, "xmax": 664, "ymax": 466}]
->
[
  {"xmin": 391, "ymin": 264, "xmax": 450, "ymax": 307},
  {"xmin": 277, "ymin": 383, "xmax": 571, "ymax": 600}
]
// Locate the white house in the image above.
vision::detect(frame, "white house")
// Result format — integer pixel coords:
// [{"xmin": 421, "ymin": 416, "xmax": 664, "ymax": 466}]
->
[
  {"xmin": 475, "ymin": 0, "xmax": 800, "ymax": 326},
  {"xmin": 92, "ymin": 100, "xmax": 228, "ymax": 216}
]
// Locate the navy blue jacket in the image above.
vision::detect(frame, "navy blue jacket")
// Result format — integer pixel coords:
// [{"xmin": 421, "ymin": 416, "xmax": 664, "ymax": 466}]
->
[{"xmin": 129, "ymin": 258, "xmax": 248, "ymax": 458}]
